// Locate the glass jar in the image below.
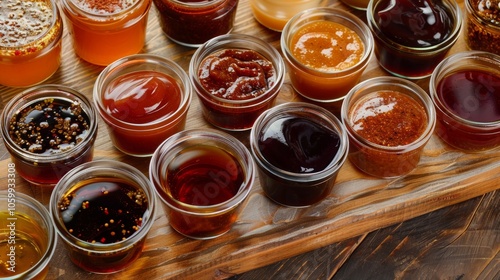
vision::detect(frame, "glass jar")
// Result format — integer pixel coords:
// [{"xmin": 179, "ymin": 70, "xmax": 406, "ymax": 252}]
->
[
  {"xmin": 341, "ymin": 77, "xmax": 436, "ymax": 178},
  {"xmin": 0, "ymin": 0, "xmax": 63, "ymax": 87},
  {"xmin": 249, "ymin": 0, "xmax": 325, "ymax": 31},
  {"xmin": 367, "ymin": 0, "xmax": 462, "ymax": 79},
  {"xmin": 59, "ymin": 0, "xmax": 152, "ymax": 66},
  {"xmin": 465, "ymin": 0, "xmax": 500, "ymax": 55},
  {"xmin": 149, "ymin": 129, "xmax": 255, "ymax": 239},
  {"xmin": 153, "ymin": 0, "xmax": 239, "ymax": 47},
  {"xmin": 93, "ymin": 54, "xmax": 192, "ymax": 157},
  {"xmin": 0, "ymin": 191, "xmax": 57, "ymax": 280},
  {"xmin": 189, "ymin": 34, "xmax": 285, "ymax": 131},
  {"xmin": 49, "ymin": 160, "xmax": 157, "ymax": 274},
  {"xmin": 281, "ymin": 7, "xmax": 373, "ymax": 103},
  {"xmin": 0, "ymin": 84, "xmax": 98, "ymax": 187},
  {"xmin": 429, "ymin": 51, "xmax": 500, "ymax": 152},
  {"xmin": 250, "ymin": 102, "xmax": 349, "ymax": 207}
]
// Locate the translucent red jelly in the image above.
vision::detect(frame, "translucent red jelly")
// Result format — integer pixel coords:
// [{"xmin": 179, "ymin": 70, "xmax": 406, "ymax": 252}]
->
[{"xmin": 435, "ymin": 69, "xmax": 500, "ymax": 150}]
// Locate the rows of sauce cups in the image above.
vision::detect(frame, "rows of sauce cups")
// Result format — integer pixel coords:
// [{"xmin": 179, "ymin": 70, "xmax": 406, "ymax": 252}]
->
[{"xmin": 1, "ymin": 0, "xmax": 500, "ymax": 278}]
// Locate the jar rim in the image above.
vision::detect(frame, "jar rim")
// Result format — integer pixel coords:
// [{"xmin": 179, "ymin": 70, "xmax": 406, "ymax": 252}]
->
[
  {"xmin": 0, "ymin": 84, "xmax": 98, "ymax": 162},
  {"xmin": 465, "ymin": 0, "xmax": 500, "ymax": 28}
]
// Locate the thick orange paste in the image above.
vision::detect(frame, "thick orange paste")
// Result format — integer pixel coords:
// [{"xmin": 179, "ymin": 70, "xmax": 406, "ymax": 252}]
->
[{"xmin": 290, "ymin": 21, "xmax": 364, "ymax": 72}]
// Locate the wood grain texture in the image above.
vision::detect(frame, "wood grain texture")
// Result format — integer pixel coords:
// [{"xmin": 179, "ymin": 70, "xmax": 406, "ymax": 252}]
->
[{"xmin": 0, "ymin": 0, "xmax": 498, "ymax": 279}]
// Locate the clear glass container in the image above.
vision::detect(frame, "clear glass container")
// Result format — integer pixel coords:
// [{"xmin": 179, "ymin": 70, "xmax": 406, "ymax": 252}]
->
[
  {"xmin": 59, "ymin": 0, "xmax": 152, "ymax": 66},
  {"xmin": 49, "ymin": 160, "xmax": 157, "ymax": 274},
  {"xmin": 0, "ymin": 191, "xmax": 57, "ymax": 280},
  {"xmin": 250, "ymin": 102, "xmax": 349, "ymax": 207},
  {"xmin": 429, "ymin": 51, "xmax": 500, "ymax": 152},
  {"xmin": 153, "ymin": 0, "xmax": 239, "ymax": 47},
  {"xmin": 149, "ymin": 129, "xmax": 255, "ymax": 239},
  {"xmin": 0, "ymin": 84, "xmax": 97, "ymax": 187},
  {"xmin": 367, "ymin": 0, "xmax": 462, "ymax": 79},
  {"xmin": 341, "ymin": 77, "xmax": 436, "ymax": 178},
  {"xmin": 281, "ymin": 7, "xmax": 373, "ymax": 103},
  {"xmin": 93, "ymin": 54, "xmax": 192, "ymax": 157},
  {"xmin": 464, "ymin": 0, "xmax": 500, "ymax": 55},
  {"xmin": 0, "ymin": 0, "xmax": 63, "ymax": 87},
  {"xmin": 189, "ymin": 33, "xmax": 285, "ymax": 131}
]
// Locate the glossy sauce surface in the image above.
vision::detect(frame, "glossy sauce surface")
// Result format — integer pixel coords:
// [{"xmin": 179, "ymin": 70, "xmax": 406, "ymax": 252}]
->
[
  {"xmin": 198, "ymin": 49, "xmax": 276, "ymax": 100},
  {"xmin": 258, "ymin": 116, "xmax": 341, "ymax": 173},
  {"xmin": 103, "ymin": 70, "xmax": 182, "ymax": 124},
  {"xmin": 290, "ymin": 21, "xmax": 364, "ymax": 72},
  {"xmin": 437, "ymin": 70, "xmax": 500, "ymax": 123}
]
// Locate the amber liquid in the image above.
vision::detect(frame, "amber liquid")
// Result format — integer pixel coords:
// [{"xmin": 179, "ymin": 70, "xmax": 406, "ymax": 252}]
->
[
  {"xmin": 58, "ymin": 177, "xmax": 149, "ymax": 273},
  {"xmin": 163, "ymin": 145, "xmax": 244, "ymax": 238},
  {"xmin": 0, "ymin": 212, "xmax": 48, "ymax": 279}
]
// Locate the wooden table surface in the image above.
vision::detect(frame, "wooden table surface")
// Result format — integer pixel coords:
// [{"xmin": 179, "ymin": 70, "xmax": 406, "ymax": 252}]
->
[{"xmin": 1, "ymin": 0, "xmax": 499, "ymax": 279}]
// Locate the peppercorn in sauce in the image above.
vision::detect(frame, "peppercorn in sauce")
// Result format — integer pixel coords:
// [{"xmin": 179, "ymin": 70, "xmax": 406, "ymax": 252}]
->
[
  {"xmin": 58, "ymin": 179, "xmax": 148, "ymax": 244},
  {"xmin": 8, "ymin": 98, "xmax": 90, "ymax": 155}
]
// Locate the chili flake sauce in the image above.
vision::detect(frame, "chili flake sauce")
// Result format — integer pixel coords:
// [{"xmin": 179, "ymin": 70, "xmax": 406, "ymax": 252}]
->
[
  {"xmin": 350, "ymin": 90, "xmax": 428, "ymax": 147},
  {"xmin": 290, "ymin": 20, "xmax": 365, "ymax": 72}
]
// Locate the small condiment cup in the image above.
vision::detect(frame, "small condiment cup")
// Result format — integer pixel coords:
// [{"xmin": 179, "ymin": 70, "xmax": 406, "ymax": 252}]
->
[
  {"xmin": 0, "ymin": 84, "xmax": 97, "ymax": 187},
  {"xmin": 153, "ymin": 0, "xmax": 239, "ymax": 47},
  {"xmin": 149, "ymin": 129, "xmax": 255, "ymax": 239},
  {"xmin": 250, "ymin": 102, "xmax": 349, "ymax": 207},
  {"xmin": 366, "ymin": 0, "xmax": 462, "ymax": 79},
  {"xmin": 249, "ymin": 0, "xmax": 326, "ymax": 32},
  {"xmin": 49, "ymin": 160, "xmax": 157, "ymax": 274},
  {"xmin": 429, "ymin": 51, "xmax": 500, "ymax": 152},
  {"xmin": 341, "ymin": 77, "xmax": 436, "ymax": 178},
  {"xmin": 189, "ymin": 34, "xmax": 285, "ymax": 131},
  {"xmin": 465, "ymin": 0, "xmax": 500, "ymax": 56},
  {"xmin": 281, "ymin": 7, "xmax": 374, "ymax": 103},
  {"xmin": 0, "ymin": 191, "xmax": 57, "ymax": 280},
  {"xmin": 59, "ymin": 0, "xmax": 152, "ymax": 66},
  {"xmin": 93, "ymin": 54, "xmax": 192, "ymax": 157},
  {"xmin": 0, "ymin": 0, "xmax": 63, "ymax": 87}
]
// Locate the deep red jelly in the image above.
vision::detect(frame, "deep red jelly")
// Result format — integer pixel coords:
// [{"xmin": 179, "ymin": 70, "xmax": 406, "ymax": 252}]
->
[
  {"xmin": 153, "ymin": 0, "xmax": 238, "ymax": 46},
  {"xmin": 256, "ymin": 115, "xmax": 342, "ymax": 207},
  {"xmin": 163, "ymin": 144, "xmax": 245, "ymax": 238},
  {"xmin": 103, "ymin": 70, "xmax": 182, "ymax": 124},
  {"xmin": 435, "ymin": 70, "xmax": 500, "ymax": 150}
]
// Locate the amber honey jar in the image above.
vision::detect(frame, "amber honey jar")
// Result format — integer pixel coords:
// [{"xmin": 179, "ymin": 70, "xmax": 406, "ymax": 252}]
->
[
  {"xmin": 0, "ymin": 0, "xmax": 63, "ymax": 87},
  {"xmin": 59, "ymin": 0, "xmax": 152, "ymax": 66},
  {"xmin": 465, "ymin": 0, "xmax": 500, "ymax": 55}
]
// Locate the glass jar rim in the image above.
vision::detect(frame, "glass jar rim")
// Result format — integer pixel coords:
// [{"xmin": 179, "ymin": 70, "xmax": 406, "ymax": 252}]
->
[
  {"xmin": 149, "ymin": 129, "xmax": 255, "ymax": 215},
  {"xmin": 250, "ymin": 102, "xmax": 349, "ymax": 182},
  {"xmin": 341, "ymin": 76, "xmax": 437, "ymax": 152},
  {"xmin": 0, "ymin": 191, "xmax": 57, "ymax": 279},
  {"xmin": 366, "ymin": 0, "xmax": 463, "ymax": 52},
  {"xmin": 93, "ymin": 54, "xmax": 193, "ymax": 130},
  {"xmin": 49, "ymin": 160, "xmax": 157, "ymax": 251},
  {"xmin": 189, "ymin": 33, "xmax": 286, "ymax": 107},
  {"xmin": 465, "ymin": 0, "xmax": 500, "ymax": 28},
  {"xmin": 167, "ymin": 0, "xmax": 227, "ymax": 7},
  {"xmin": 0, "ymin": 84, "xmax": 98, "ymax": 162},
  {"xmin": 280, "ymin": 7, "xmax": 374, "ymax": 77},
  {"xmin": 62, "ymin": 0, "xmax": 145, "ymax": 17},
  {"xmin": 429, "ymin": 51, "xmax": 500, "ymax": 128}
]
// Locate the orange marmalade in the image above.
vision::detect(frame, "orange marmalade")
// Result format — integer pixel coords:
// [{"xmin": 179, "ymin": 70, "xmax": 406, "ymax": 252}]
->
[
  {"xmin": 290, "ymin": 20, "xmax": 364, "ymax": 72},
  {"xmin": 0, "ymin": 0, "xmax": 63, "ymax": 87}
]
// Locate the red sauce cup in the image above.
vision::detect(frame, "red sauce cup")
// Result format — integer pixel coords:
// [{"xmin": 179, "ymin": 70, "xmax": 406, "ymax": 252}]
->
[
  {"xmin": 149, "ymin": 129, "xmax": 255, "ymax": 239},
  {"xmin": 250, "ymin": 102, "xmax": 349, "ymax": 207},
  {"xmin": 189, "ymin": 34, "xmax": 285, "ymax": 131},
  {"xmin": 50, "ymin": 160, "xmax": 156, "ymax": 274},
  {"xmin": 93, "ymin": 54, "xmax": 192, "ymax": 157},
  {"xmin": 341, "ymin": 77, "xmax": 436, "ymax": 178},
  {"xmin": 281, "ymin": 7, "xmax": 373, "ymax": 103},
  {"xmin": 0, "ymin": 85, "xmax": 97, "ymax": 187},
  {"xmin": 367, "ymin": 0, "xmax": 462, "ymax": 79},
  {"xmin": 429, "ymin": 51, "xmax": 500, "ymax": 152},
  {"xmin": 59, "ymin": 0, "xmax": 151, "ymax": 66},
  {"xmin": 0, "ymin": 0, "xmax": 63, "ymax": 87},
  {"xmin": 153, "ymin": 0, "xmax": 239, "ymax": 47}
]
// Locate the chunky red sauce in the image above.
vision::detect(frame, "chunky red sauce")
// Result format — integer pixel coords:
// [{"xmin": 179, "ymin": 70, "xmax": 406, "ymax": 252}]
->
[
  {"xmin": 103, "ymin": 70, "xmax": 182, "ymax": 124},
  {"xmin": 350, "ymin": 91, "xmax": 428, "ymax": 146},
  {"xmin": 198, "ymin": 49, "xmax": 276, "ymax": 100}
]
